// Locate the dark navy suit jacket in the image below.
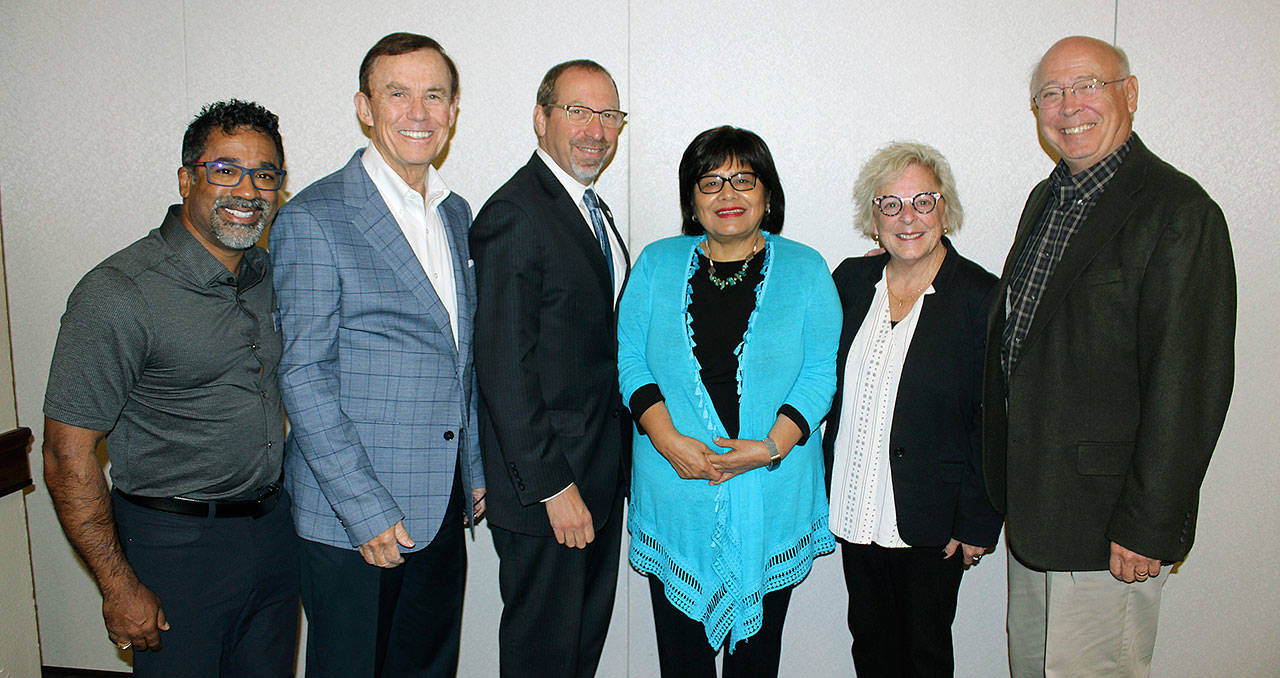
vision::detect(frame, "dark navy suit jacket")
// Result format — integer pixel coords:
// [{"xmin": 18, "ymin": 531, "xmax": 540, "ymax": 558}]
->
[{"xmin": 470, "ymin": 153, "xmax": 631, "ymax": 536}]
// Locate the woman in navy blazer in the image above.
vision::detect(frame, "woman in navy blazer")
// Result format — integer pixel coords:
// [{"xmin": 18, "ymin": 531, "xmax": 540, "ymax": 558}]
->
[{"xmin": 823, "ymin": 142, "xmax": 1002, "ymax": 677}]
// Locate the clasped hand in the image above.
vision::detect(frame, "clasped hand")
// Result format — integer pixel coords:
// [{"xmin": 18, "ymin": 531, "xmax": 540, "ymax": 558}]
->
[{"xmin": 652, "ymin": 432, "xmax": 772, "ymax": 484}]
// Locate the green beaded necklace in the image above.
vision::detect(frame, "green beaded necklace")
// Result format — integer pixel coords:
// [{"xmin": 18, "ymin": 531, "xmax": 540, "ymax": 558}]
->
[{"xmin": 702, "ymin": 235, "xmax": 764, "ymax": 290}]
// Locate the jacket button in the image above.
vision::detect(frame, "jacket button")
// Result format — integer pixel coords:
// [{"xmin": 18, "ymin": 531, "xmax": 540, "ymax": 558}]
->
[
  {"xmin": 443, "ymin": 430, "xmax": 455, "ymax": 441},
  {"xmin": 893, "ymin": 447, "xmax": 905, "ymax": 458}
]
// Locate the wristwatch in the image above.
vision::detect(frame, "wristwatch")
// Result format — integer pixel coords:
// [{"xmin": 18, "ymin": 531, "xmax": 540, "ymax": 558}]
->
[{"xmin": 764, "ymin": 436, "xmax": 782, "ymax": 471}]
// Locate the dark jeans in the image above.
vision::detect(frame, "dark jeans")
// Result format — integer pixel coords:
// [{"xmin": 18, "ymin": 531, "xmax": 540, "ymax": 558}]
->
[
  {"xmin": 112, "ymin": 489, "xmax": 300, "ymax": 678},
  {"xmin": 299, "ymin": 478, "xmax": 466, "ymax": 678},
  {"xmin": 648, "ymin": 575, "xmax": 793, "ymax": 678},
  {"xmin": 841, "ymin": 541, "xmax": 965, "ymax": 677}
]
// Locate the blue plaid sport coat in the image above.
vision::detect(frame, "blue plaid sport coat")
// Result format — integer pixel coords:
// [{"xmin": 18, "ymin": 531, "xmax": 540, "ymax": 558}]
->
[{"xmin": 270, "ymin": 149, "xmax": 482, "ymax": 550}]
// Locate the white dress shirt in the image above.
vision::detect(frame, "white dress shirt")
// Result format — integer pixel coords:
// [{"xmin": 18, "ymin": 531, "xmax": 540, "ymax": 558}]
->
[
  {"xmin": 534, "ymin": 148, "xmax": 626, "ymax": 305},
  {"xmin": 362, "ymin": 146, "xmax": 460, "ymax": 346},
  {"xmin": 828, "ymin": 275, "xmax": 934, "ymax": 547}
]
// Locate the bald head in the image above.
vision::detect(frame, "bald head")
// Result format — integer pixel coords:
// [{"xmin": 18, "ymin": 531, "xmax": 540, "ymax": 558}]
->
[{"xmin": 1032, "ymin": 36, "xmax": 1130, "ymax": 96}]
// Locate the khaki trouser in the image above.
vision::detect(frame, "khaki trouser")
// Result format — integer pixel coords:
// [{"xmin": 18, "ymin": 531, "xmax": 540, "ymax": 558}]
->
[{"xmin": 1008, "ymin": 550, "xmax": 1166, "ymax": 678}]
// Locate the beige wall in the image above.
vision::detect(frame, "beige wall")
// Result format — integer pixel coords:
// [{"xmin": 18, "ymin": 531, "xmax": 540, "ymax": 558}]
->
[
  {"xmin": 1, "ymin": 1, "xmax": 1275, "ymax": 674},
  {"xmin": 0, "ymin": 186, "xmax": 40, "ymax": 678}
]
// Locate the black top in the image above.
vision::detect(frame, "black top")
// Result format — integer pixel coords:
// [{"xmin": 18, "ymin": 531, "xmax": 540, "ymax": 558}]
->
[
  {"xmin": 689, "ymin": 251, "xmax": 766, "ymax": 438},
  {"xmin": 44, "ymin": 205, "xmax": 284, "ymax": 500},
  {"xmin": 629, "ymin": 246, "xmax": 809, "ymax": 442}
]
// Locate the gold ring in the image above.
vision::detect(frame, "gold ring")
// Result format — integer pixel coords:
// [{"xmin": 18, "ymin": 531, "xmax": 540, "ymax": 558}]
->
[{"xmin": 117, "ymin": 642, "xmax": 132, "ymax": 650}]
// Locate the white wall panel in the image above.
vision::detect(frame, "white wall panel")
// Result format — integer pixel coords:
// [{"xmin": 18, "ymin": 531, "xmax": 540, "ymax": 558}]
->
[
  {"xmin": 0, "ymin": 1, "xmax": 188, "ymax": 669},
  {"xmin": 1119, "ymin": 2, "xmax": 1280, "ymax": 675}
]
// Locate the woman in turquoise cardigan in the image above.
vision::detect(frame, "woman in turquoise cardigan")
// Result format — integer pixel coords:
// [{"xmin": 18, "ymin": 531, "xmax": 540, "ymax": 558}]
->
[{"xmin": 617, "ymin": 126, "xmax": 841, "ymax": 677}]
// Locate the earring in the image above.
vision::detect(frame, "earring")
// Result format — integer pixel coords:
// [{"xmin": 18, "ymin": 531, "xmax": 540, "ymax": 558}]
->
[
  {"xmin": 942, "ymin": 226, "xmax": 950, "ymax": 234},
  {"xmin": 871, "ymin": 232, "xmax": 880, "ymax": 243}
]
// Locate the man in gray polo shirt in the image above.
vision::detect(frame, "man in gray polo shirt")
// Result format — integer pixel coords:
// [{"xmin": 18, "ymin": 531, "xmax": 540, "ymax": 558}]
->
[{"xmin": 42, "ymin": 99, "xmax": 297, "ymax": 676}]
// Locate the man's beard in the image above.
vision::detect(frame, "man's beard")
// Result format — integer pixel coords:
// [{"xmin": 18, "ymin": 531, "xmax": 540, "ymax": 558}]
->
[{"xmin": 210, "ymin": 196, "xmax": 272, "ymax": 249}]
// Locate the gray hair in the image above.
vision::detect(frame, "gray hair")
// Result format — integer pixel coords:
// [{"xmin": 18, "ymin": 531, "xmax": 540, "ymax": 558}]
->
[{"xmin": 852, "ymin": 141, "xmax": 963, "ymax": 239}]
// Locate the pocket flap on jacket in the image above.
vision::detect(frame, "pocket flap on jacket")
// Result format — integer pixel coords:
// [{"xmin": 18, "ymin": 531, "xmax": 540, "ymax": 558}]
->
[
  {"xmin": 1075, "ymin": 442, "xmax": 1132, "ymax": 476},
  {"xmin": 1081, "ymin": 268, "xmax": 1125, "ymax": 286}
]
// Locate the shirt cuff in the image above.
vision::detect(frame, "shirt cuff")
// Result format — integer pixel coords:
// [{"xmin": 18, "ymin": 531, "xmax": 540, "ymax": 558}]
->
[
  {"xmin": 778, "ymin": 405, "xmax": 811, "ymax": 445},
  {"xmin": 540, "ymin": 483, "xmax": 573, "ymax": 503}
]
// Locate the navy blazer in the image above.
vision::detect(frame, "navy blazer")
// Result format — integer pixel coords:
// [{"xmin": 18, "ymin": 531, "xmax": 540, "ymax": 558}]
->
[
  {"xmin": 824, "ymin": 238, "xmax": 1003, "ymax": 549},
  {"xmin": 983, "ymin": 136, "xmax": 1235, "ymax": 571},
  {"xmin": 471, "ymin": 153, "xmax": 632, "ymax": 536},
  {"xmin": 271, "ymin": 150, "xmax": 482, "ymax": 551}
]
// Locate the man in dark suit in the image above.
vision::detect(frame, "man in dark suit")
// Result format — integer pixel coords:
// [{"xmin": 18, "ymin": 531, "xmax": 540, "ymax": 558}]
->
[
  {"xmin": 984, "ymin": 36, "xmax": 1235, "ymax": 676},
  {"xmin": 471, "ymin": 59, "xmax": 631, "ymax": 678},
  {"xmin": 270, "ymin": 33, "xmax": 483, "ymax": 677}
]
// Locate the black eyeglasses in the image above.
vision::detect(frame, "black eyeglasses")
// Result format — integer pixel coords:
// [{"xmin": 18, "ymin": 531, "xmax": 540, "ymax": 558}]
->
[
  {"xmin": 873, "ymin": 192, "xmax": 941, "ymax": 217},
  {"xmin": 190, "ymin": 161, "xmax": 286, "ymax": 191},
  {"xmin": 696, "ymin": 172, "xmax": 758, "ymax": 194},
  {"xmin": 550, "ymin": 104, "xmax": 628, "ymax": 129}
]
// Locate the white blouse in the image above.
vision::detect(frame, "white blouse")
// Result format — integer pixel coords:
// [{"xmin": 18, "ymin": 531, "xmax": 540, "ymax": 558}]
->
[
  {"xmin": 828, "ymin": 274, "xmax": 933, "ymax": 547},
  {"xmin": 362, "ymin": 146, "xmax": 460, "ymax": 345}
]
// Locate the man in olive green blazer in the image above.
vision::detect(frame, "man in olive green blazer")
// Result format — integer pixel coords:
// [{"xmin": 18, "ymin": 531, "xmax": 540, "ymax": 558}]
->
[{"xmin": 983, "ymin": 36, "xmax": 1235, "ymax": 677}]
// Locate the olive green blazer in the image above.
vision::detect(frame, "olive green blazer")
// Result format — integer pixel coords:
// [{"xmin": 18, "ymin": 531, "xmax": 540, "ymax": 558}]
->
[{"xmin": 983, "ymin": 135, "xmax": 1235, "ymax": 571}]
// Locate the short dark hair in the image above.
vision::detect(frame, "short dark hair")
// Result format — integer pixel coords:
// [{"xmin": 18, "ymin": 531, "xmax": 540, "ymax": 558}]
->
[
  {"xmin": 679, "ymin": 126, "xmax": 785, "ymax": 236},
  {"xmin": 181, "ymin": 99, "xmax": 283, "ymax": 168},
  {"xmin": 536, "ymin": 59, "xmax": 615, "ymax": 107},
  {"xmin": 359, "ymin": 32, "xmax": 458, "ymax": 98}
]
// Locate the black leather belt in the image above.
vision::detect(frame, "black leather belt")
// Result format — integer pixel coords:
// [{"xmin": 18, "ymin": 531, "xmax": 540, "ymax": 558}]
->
[{"xmin": 117, "ymin": 483, "xmax": 281, "ymax": 518}]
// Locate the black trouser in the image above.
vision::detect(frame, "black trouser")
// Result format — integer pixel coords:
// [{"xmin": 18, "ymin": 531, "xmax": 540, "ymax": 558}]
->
[
  {"xmin": 112, "ymin": 489, "xmax": 300, "ymax": 678},
  {"xmin": 648, "ymin": 575, "xmax": 793, "ymax": 678},
  {"xmin": 841, "ymin": 541, "xmax": 965, "ymax": 677},
  {"xmin": 490, "ymin": 493, "xmax": 623, "ymax": 678},
  {"xmin": 299, "ymin": 476, "xmax": 465, "ymax": 678}
]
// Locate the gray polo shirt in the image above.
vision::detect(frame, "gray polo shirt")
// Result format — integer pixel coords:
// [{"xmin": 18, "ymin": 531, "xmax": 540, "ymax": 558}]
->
[{"xmin": 44, "ymin": 205, "xmax": 284, "ymax": 500}]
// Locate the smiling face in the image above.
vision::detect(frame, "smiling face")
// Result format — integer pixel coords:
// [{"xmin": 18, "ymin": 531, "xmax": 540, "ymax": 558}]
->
[
  {"xmin": 355, "ymin": 48, "xmax": 458, "ymax": 190},
  {"xmin": 178, "ymin": 126, "xmax": 282, "ymax": 267},
  {"xmin": 534, "ymin": 67, "xmax": 620, "ymax": 185},
  {"xmin": 693, "ymin": 159, "xmax": 767, "ymax": 251},
  {"xmin": 873, "ymin": 163, "xmax": 946, "ymax": 266},
  {"xmin": 1033, "ymin": 37, "xmax": 1138, "ymax": 174}
]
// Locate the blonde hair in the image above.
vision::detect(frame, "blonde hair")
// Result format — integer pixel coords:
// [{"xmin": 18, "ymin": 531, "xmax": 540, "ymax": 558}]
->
[{"xmin": 852, "ymin": 141, "xmax": 963, "ymax": 239}]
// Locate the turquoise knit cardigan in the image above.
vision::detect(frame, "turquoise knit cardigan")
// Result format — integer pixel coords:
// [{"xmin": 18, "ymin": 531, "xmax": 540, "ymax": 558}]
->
[{"xmin": 618, "ymin": 233, "xmax": 841, "ymax": 650}]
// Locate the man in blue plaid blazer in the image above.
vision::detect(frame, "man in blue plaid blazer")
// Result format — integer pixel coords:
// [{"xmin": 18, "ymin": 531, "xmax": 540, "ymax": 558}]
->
[{"xmin": 269, "ymin": 33, "xmax": 483, "ymax": 677}]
